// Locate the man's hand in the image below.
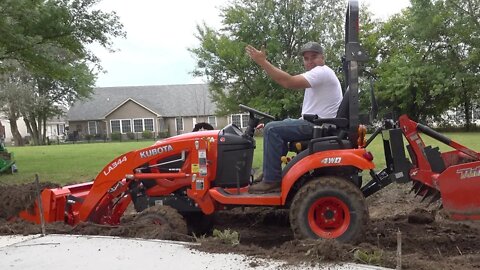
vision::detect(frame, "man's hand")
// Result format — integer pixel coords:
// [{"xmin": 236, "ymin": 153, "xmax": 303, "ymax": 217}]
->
[
  {"xmin": 245, "ymin": 45, "xmax": 267, "ymax": 65},
  {"xmin": 245, "ymin": 44, "xmax": 309, "ymax": 89}
]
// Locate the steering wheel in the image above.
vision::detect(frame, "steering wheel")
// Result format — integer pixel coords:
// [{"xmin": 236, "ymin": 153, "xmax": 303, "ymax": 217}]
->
[
  {"xmin": 239, "ymin": 104, "xmax": 276, "ymax": 138},
  {"xmin": 239, "ymin": 104, "xmax": 275, "ymax": 120}
]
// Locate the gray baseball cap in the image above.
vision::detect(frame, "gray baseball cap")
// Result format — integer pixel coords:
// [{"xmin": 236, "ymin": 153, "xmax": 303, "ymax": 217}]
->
[{"xmin": 299, "ymin": 41, "xmax": 324, "ymax": 55}]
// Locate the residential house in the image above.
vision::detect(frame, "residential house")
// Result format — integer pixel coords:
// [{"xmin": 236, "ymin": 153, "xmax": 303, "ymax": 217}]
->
[
  {"xmin": 46, "ymin": 108, "xmax": 68, "ymax": 142},
  {"xmin": 430, "ymin": 105, "xmax": 480, "ymax": 128},
  {"xmin": 0, "ymin": 116, "xmax": 29, "ymax": 145},
  {"xmin": 67, "ymin": 84, "xmax": 245, "ymax": 139},
  {"xmin": 0, "ymin": 113, "xmax": 68, "ymax": 145}
]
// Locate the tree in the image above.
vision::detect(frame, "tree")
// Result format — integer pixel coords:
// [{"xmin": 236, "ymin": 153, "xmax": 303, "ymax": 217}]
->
[
  {"xmin": 443, "ymin": 0, "xmax": 480, "ymax": 130},
  {"xmin": 0, "ymin": 0, "xmax": 125, "ymax": 145},
  {"xmin": 357, "ymin": 5, "xmax": 382, "ymax": 120},
  {"xmin": 0, "ymin": 63, "xmax": 32, "ymax": 146},
  {"xmin": 372, "ymin": 0, "xmax": 480, "ymax": 126},
  {"xmin": 190, "ymin": 0, "xmax": 348, "ymax": 118}
]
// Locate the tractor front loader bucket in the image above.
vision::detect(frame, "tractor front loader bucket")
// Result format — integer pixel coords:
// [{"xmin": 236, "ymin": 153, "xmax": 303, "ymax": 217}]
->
[{"xmin": 19, "ymin": 182, "xmax": 94, "ymax": 225}]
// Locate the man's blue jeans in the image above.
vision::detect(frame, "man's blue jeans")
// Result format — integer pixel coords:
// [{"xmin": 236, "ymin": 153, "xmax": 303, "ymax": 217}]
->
[{"xmin": 262, "ymin": 118, "xmax": 314, "ymax": 183}]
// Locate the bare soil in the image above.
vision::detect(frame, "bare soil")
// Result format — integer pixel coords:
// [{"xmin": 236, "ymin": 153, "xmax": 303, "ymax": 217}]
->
[
  {"xmin": 2, "ymin": 182, "xmax": 480, "ymax": 269},
  {"xmin": 0, "ymin": 182, "xmax": 59, "ymax": 219}
]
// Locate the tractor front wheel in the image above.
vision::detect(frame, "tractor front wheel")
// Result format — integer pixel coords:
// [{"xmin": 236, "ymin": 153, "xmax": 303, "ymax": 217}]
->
[
  {"xmin": 182, "ymin": 212, "xmax": 215, "ymax": 235},
  {"xmin": 289, "ymin": 176, "xmax": 368, "ymax": 243},
  {"xmin": 134, "ymin": 205, "xmax": 188, "ymax": 237}
]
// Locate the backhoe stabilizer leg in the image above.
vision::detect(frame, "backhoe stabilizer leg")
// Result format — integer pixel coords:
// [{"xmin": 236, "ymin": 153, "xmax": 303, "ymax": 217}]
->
[{"xmin": 361, "ymin": 169, "xmax": 393, "ymax": 198}]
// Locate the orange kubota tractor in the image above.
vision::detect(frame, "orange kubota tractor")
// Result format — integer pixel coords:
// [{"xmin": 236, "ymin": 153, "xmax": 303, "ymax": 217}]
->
[{"xmin": 19, "ymin": 0, "xmax": 480, "ymax": 243}]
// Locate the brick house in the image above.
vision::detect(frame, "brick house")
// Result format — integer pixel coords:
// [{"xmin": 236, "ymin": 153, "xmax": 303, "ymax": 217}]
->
[{"xmin": 67, "ymin": 84, "xmax": 242, "ymax": 140}]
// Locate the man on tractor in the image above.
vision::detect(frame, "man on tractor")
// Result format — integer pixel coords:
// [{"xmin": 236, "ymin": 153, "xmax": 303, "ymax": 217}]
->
[{"xmin": 245, "ymin": 41, "xmax": 343, "ymax": 193}]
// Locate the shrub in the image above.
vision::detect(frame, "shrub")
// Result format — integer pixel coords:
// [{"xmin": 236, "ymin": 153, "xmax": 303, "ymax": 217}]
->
[
  {"xmin": 84, "ymin": 134, "xmax": 94, "ymax": 142},
  {"xmin": 142, "ymin": 130, "xmax": 153, "ymax": 139},
  {"xmin": 157, "ymin": 131, "xmax": 169, "ymax": 138},
  {"xmin": 95, "ymin": 133, "xmax": 106, "ymax": 140},
  {"xmin": 212, "ymin": 229, "xmax": 239, "ymax": 246},
  {"xmin": 111, "ymin": 132, "xmax": 122, "ymax": 141},
  {"xmin": 353, "ymin": 248, "xmax": 383, "ymax": 266},
  {"xmin": 126, "ymin": 132, "xmax": 135, "ymax": 140}
]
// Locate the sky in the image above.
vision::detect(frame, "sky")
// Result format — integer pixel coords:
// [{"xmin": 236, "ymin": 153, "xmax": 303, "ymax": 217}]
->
[{"xmin": 91, "ymin": 0, "xmax": 410, "ymax": 88}]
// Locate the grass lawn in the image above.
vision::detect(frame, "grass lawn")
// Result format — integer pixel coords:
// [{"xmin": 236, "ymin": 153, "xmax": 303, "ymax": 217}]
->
[
  {"xmin": 1, "ymin": 141, "xmax": 153, "ymax": 184},
  {"xmin": 1, "ymin": 132, "xmax": 478, "ymax": 185}
]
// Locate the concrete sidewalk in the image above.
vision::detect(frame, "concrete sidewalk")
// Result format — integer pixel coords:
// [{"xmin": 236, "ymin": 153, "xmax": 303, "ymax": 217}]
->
[{"xmin": 0, "ymin": 234, "xmax": 391, "ymax": 270}]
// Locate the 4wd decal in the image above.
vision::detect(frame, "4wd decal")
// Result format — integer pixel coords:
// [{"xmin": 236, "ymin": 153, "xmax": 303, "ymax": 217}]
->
[
  {"xmin": 103, "ymin": 156, "xmax": 127, "ymax": 176},
  {"xmin": 140, "ymin": 145, "xmax": 173, "ymax": 158},
  {"xmin": 457, "ymin": 166, "xmax": 480, "ymax": 180},
  {"xmin": 321, "ymin": 157, "xmax": 342, "ymax": 164}
]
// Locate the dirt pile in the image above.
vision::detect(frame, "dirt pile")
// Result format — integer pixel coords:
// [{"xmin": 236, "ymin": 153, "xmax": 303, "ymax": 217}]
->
[
  {"xmin": 0, "ymin": 218, "xmax": 191, "ymax": 242},
  {"xmin": 0, "ymin": 182, "xmax": 59, "ymax": 219},
  {"xmin": 198, "ymin": 184, "xmax": 480, "ymax": 269}
]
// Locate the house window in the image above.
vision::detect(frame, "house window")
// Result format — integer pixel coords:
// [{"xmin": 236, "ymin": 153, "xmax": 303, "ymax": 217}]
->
[
  {"xmin": 133, "ymin": 119, "xmax": 143, "ymax": 132},
  {"xmin": 88, "ymin": 121, "xmax": 97, "ymax": 135},
  {"xmin": 158, "ymin": 118, "xmax": 166, "ymax": 132},
  {"xmin": 231, "ymin": 114, "xmax": 249, "ymax": 128},
  {"xmin": 133, "ymin": 118, "xmax": 154, "ymax": 132},
  {"xmin": 176, "ymin": 117, "xmax": 184, "ymax": 131},
  {"xmin": 192, "ymin": 117, "xmax": 197, "ymax": 128},
  {"xmin": 121, "ymin": 120, "xmax": 131, "ymax": 133},
  {"xmin": 111, "ymin": 120, "xmax": 121, "ymax": 133},
  {"xmin": 242, "ymin": 114, "xmax": 249, "ymax": 128},
  {"xmin": 112, "ymin": 119, "xmax": 153, "ymax": 134},
  {"xmin": 473, "ymin": 104, "xmax": 480, "ymax": 120},
  {"xmin": 231, "ymin": 115, "xmax": 241, "ymax": 127},
  {"xmin": 207, "ymin": 116, "xmax": 216, "ymax": 127},
  {"xmin": 58, "ymin": 124, "xmax": 65, "ymax": 135},
  {"xmin": 144, "ymin": 119, "xmax": 154, "ymax": 131}
]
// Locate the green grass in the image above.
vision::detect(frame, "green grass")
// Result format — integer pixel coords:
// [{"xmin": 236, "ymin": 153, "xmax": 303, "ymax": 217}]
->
[
  {"xmin": 0, "ymin": 132, "xmax": 478, "ymax": 185},
  {"xmin": 1, "ymin": 141, "xmax": 153, "ymax": 184},
  {"xmin": 365, "ymin": 132, "xmax": 479, "ymax": 169}
]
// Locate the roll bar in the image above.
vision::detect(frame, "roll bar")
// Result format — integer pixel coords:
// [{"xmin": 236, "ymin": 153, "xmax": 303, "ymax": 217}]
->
[{"xmin": 344, "ymin": 0, "xmax": 368, "ymax": 147}]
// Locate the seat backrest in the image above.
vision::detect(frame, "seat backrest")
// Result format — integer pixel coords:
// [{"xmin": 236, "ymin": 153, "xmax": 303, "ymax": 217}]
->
[{"xmin": 335, "ymin": 87, "xmax": 350, "ymax": 120}]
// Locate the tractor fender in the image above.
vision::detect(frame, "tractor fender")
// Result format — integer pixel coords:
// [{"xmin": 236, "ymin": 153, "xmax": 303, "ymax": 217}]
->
[{"xmin": 281, "ymin": 149, "xmax": 374, "ymax": 204}]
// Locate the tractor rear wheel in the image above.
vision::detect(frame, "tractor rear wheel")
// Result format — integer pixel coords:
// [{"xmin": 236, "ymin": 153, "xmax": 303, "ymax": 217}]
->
[
  {"xmin": 134, "ymin": 205, "xmax": 188, "ymax": 236},
  {"xmin": 289, "ymin": 176, "xmax": 368, "ymax": 243}
]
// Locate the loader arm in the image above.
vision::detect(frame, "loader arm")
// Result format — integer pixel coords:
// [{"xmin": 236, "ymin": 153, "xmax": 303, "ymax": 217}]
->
[
  {"xmin": 79, "ymin": 132, "xmax": 219, "ymax": 223},
  {"xmin": 19, "ymin": 131, "xmax": 219, "ymax": 225}
]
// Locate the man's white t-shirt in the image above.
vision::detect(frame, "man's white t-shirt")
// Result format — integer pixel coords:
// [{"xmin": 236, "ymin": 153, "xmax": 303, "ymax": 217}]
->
[{"xmin": 301, "ymin": 65, "xmax": 342, "ymax": 118}]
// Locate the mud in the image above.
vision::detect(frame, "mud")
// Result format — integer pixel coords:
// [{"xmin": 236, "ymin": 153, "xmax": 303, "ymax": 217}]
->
[
  {"xmin": 198, "ymin": 184, "xmax": 480, "ymax": 269},
  {"xmin": 2, "ymin": 182, "xmax": 480, "ymax": 269}
]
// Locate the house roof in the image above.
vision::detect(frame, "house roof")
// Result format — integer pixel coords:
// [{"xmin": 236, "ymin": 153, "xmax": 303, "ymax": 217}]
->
[
  {"xmin": 68, "ymin": 84, "xmax": 217, "ymax": 121},
  {"xmin": 47, "ymin": 105, "xmax": 68, "ymax": 124}
]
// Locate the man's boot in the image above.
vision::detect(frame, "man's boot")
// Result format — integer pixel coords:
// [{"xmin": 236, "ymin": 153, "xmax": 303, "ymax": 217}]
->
[{"xmin": 248, "ymin": 181, "xmax": 280, "ymax": 194}]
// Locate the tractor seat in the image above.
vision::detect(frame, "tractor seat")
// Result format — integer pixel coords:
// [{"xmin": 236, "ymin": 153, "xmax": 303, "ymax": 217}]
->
[{"xmin": 288, "ymin": 87, "xmax": 351, "ymax": 153}]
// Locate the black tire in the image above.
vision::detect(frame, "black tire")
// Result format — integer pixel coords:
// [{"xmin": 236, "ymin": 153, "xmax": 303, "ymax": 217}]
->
[
  {"xmin": 289, "ymin": 176, "xmax": 368, "ymax": 243},
  {"xmin": 182, "ymin": 212, "xmax": 215, "ymax": 236},
  {"xmin": 134, "ymin": 205, "xmax": 188, "ymax": 235}
]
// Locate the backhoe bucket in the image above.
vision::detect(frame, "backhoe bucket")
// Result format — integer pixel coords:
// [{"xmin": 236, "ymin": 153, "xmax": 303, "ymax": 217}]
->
[{"xmin": 436, "ymin": 159, "xmax": 480, "ymax": 220}]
